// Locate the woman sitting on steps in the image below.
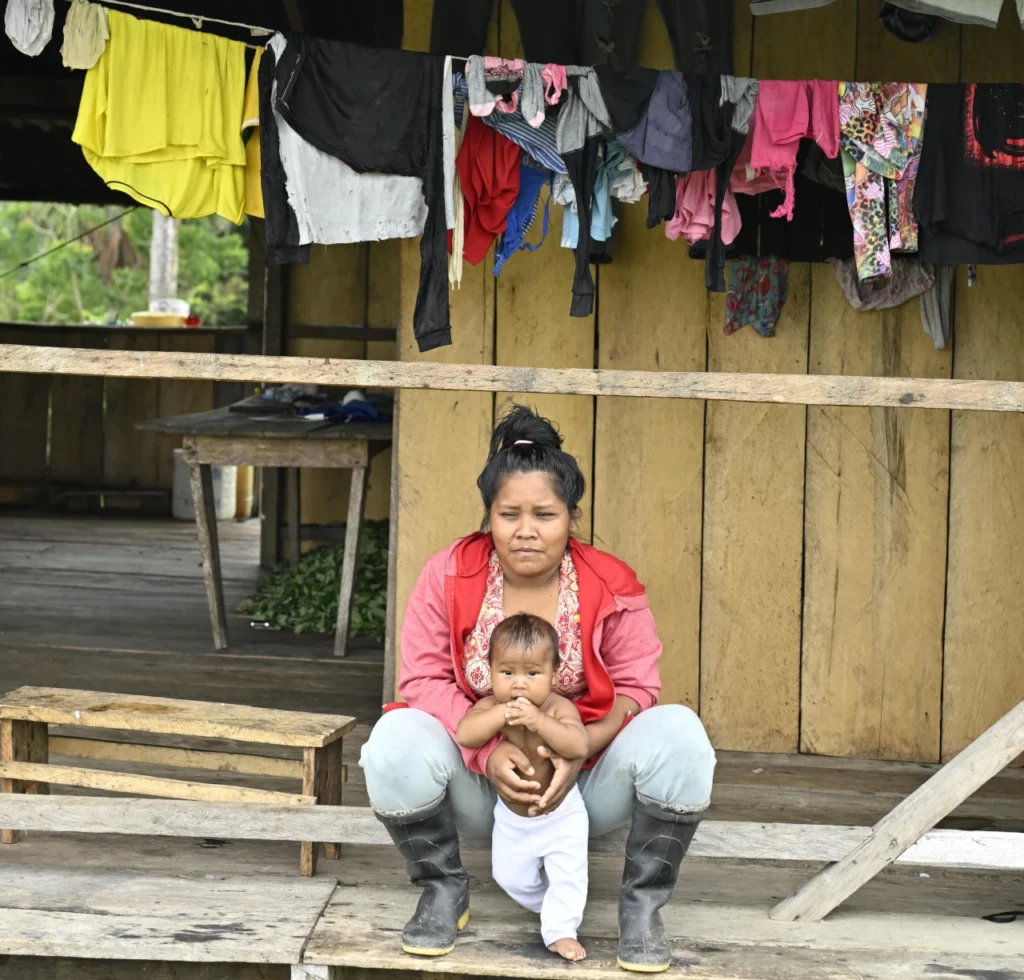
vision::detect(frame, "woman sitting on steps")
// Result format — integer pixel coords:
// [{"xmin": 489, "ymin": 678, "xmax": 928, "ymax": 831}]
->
[{"xmin": 359, "ymin": 404, "xmax": 716, "ymax": 973}]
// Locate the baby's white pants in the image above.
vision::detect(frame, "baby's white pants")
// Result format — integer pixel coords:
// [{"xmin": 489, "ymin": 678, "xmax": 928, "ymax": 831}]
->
[{"xmin": 491, "ymin": 784, "xmax": 589, "ymax": 947}]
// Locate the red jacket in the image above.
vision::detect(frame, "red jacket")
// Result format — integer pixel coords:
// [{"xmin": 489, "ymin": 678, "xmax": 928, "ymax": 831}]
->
[{"xmin": 396, "ymin": 533, "xmax": 663, "ymax": 775}]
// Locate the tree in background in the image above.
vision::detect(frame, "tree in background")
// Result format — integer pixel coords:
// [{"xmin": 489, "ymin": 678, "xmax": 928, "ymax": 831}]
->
[{"xmin": 0, "ymin": 203, "xmax": 249, "ymax": 326}]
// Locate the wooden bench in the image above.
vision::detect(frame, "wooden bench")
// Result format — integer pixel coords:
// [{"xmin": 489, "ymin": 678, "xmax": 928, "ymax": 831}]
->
[{"xmin": 0, "ymin": 686, "xmax": 355, "ymax": 876}]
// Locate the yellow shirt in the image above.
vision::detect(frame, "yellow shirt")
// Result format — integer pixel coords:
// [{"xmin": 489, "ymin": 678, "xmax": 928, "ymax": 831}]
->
[
  {"xmin": 72, "ymin": 10, "xmax": 246, "ymax": 224},
  {"xmin": 242, "ymin": 47, "xmax": 264, "ymax": 219}
]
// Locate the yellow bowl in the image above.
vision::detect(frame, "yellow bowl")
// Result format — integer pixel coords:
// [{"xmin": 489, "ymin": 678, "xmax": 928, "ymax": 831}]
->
[{"xmin": 130, "ymin": 311, "xmax": 186, "ymax": 327}]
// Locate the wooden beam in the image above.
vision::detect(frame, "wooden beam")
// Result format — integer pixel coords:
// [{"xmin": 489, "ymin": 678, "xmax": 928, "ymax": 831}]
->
[
  {"xmin": 0, "ymin": 762, "xmax": 316, "ymax": 805},
  {"xmin": 49, "ymin": 735, "xmax": 305, "ymax": 779},
  {"xmin": 2, "ymin": 797, "xmax": 1023, "ymax": 873},
  {"xmin": 770, "ymin": 698, "xmax": 1024, "ymax": 923},
  {"xmin": 3, "ymin": 345, "xmax": 1024, "ymax": 413}
]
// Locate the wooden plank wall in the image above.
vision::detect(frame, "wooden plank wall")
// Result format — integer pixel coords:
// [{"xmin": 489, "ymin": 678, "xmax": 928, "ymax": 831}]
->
[{"xmin": 397, "ymin": 0, "xmax": 1024, "ymax": 757}]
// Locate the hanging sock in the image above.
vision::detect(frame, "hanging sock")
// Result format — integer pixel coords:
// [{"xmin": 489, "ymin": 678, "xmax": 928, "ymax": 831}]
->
[{"xmin": 920, "ymin": 264, "xmax": 955, "ymax": 349}]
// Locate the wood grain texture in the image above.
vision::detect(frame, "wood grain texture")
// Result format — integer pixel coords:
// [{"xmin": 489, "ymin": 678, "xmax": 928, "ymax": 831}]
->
[
  {"xmin": 103, "ymin": 333, "xmax": 161, "ymax": 488},
  {"xmin": 0, "ymin": 687, "xmax": 356, "ymax": 747},
  {"xmin": 393, "ymin": 235, "xmax": 495, "ymax": 699},
  {"xmin": 334, "ymin": 467, "xmax": 368, "ymax": 657},
  {"xmin": 942, "ymin": 13, "xmax": 1024, "ymax": 764},
  {"xmin": 191, "ymin": 462, "xmax": 229, "ymax": 649},
  {"xmin": 0, "ymin": 866, "xmax": 336, "ymax": 963},
  {"xmin": 771, "ymin": 699, "xmax": 1024, "ymax": 922},
  {"xmin": 0, "ymin": 329, "xmax": 50, "ymax": 485},
  {"xmin": 494, "ymin": 14, "xmax": 594, "ymax": 542},
  {"xmin": 304, "ymin": 879, "xmax": 1024, "ymax": 976},
  {"xmin": 943, "ymin": 267, "xmax": 1024, "ymax": 761},
  {"xmin": 5, "ymin": 795, "xmax": 1021, "ymax": 874},
  {"xmin": 701, "ymin": 266, "xmax": 810, "ymax": 753},
  {"xmin": 182, "ymin": 436, "xmax": 369, "ymax": 469},
  {"xmin": 800, "ymin": 270, "xmax": 950, "ymax": 762},
  {"xmin": 591, "ymin": 5, "xmax": 705, "ymax": 709},
  {"xmin": 48, "ymin": 736, "xmax": 305, "ymax": 779},
  {"xmin": 48, "ymin": 331, "xmax": 105, "ymax": 486},
  {"xmin": 1, "ymin": 719, "xmax": 48, "ymax": 844},
  {"xmin": 0, "ymin": 761, "xmax": 316, "ymax": 805},
  {"xmin": 156, "ymin": 335, "xmax": 216, "ymax": 488},
  {"xmin": 6, "ymin": 344, "xmax": 1020, "ymax": 411}
]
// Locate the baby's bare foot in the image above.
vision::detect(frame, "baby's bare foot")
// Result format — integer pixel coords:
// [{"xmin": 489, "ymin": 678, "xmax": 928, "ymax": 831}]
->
[{"xmin": 548, "ymin": 938, "xmax": 586, "ymax": 962}]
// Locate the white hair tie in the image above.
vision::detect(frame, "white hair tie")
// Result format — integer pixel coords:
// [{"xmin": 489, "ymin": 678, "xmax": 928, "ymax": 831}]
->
[{"xmin": 514, "ymin": 440, "xmax": 534, "ymax": 446}]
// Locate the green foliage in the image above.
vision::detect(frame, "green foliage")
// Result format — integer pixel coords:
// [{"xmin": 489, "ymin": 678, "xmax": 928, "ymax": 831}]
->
[
  {"xmin": 0, "ymin": 202, "xmax": 249, "ymax": 326},
  {"xmin": 237, "ymin": 521, "xmax": 390, "ymax": 641}
]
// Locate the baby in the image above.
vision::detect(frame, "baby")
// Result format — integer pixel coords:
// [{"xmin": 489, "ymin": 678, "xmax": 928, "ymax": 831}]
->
[{"xmin": 456, "ymin": 613, "xmax": 591, "ymax": 962}]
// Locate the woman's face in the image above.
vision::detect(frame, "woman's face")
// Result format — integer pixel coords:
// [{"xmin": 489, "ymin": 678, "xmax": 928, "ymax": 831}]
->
[{"xmin": 490, "ymin": 471, "xmax": 570, "ymax": 583}]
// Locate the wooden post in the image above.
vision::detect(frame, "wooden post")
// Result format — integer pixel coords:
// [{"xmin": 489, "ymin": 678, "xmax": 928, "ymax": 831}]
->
[
  {"xmin": 770, "ymin": 698, "xmax": 1024, "ymax": 923},
  {"xmin": 300, "ymin": 740, "xmax": 344, "ymax": 875},
  {"xmin": 1, "ymin": 719, "xmax": 49, "ymax": 844},
  {"xmin": 334, "ymin": 466, "xmax": 368, "ymax": 658},
  {"xmin": 286, "ymin": 467, "xmax": 301, "ymax": 565},
  {"xmin": 189, "ymin": 460, "xmax": 229, "ymax": 650}
]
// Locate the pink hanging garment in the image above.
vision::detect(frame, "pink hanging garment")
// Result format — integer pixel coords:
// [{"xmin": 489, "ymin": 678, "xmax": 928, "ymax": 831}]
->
[
  {"xmin": 746, "ymin": 80, "xmax": 840, "ymax": 220},
  {"xmin": 666, "ymin": 171, "xmax": 741, "ymax": 246}
]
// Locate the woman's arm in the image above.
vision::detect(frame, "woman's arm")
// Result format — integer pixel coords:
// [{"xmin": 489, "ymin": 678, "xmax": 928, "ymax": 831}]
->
[
  {"xmin": 456, "ymin": 697, "xmax": 508, "ymax": 748},
  {"xmin": 585, "ymin": 694, "xmax": 640, "ymax": 755}
]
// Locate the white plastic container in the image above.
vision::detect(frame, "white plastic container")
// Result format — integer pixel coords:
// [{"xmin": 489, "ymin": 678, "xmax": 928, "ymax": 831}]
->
[{"xmin": 171, "ymin": 449, "xmax": 237, "ymax": 521}]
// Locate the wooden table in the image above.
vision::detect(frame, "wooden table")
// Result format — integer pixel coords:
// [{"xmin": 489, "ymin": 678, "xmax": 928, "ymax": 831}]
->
[
  {"xmin": 0, "ymin": 686, "xmax": 356, "ymax": 876},
  {"xmin": 137, "ymin": 406, "xmax": 392, "ymax": 657}
]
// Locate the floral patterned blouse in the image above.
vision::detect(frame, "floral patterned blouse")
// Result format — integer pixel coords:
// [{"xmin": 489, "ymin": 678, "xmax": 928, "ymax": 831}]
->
[{"xmin": 463, "ymin": 549, "xmax": 586, "ymax": 699}]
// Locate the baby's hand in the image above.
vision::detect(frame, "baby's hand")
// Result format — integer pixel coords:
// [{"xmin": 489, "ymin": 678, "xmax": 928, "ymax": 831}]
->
[{"xmin": 505, "ymin": 697, "xmax": 542, "ymax": 732}]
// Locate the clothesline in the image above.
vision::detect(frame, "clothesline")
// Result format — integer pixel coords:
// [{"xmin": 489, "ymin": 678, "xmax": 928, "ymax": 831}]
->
[{"xmin": 76, "ymin": 0, "xmax": 270, "ymax": 48}]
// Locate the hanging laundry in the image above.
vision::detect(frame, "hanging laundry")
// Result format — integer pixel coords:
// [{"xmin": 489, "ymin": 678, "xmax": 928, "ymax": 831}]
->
[
  {"xmin": 724, "ymin": 256, "xmax": 790, "ymax": 337},
  {"xmin": 556, "ymin": 139, "xmax": 643, "ymax": 250},
  {"xmin": 429, "ymin": 0, "xmax": 578, "ymax": 64},
  {"xmin": 467, "ymin": 56, "xmax": 524, "ymax": 116},
  {"xmin": 556, "ymin": 70, "xmax": 612, "ymax": 317},
  {"xmin": 72, "ymin": 10, "xmax": 245, "ymax": 223},
  {"xmin": 442, "ymin": 56, "xmax": 457, "ymax": 231},
  {"xmin": 880, "ymin": 0, "xmax": 1009, "ymax": 28},
  {"xmin": 259, "ymin": 36, "xmax": 427, "ymax": 260},
  {"xmin": 455, "ymin": 73, "xmax": 566, "ymax": 174},
  {"xmin": 800, "ymin": 141, "xmax": 845, "ymax": 193},
  {"xmin": 265, "ymin": 34, "xmax": 449, "ymax": 352},
  {"xmin": 615, "ymin": 72, "xmax": 693, "ymax": 174},
  {"xmin": 838, "ymin": 82, "xmax": 927, "ymax": 282},
  {"xmin": 241, "ymin": 48, "xmax": 264, "ymax": 220},
  {"xmin": 456, "ymin": 115, "xmax": 521, "ymax": 266},
  {"xmin": 667, "ymin": 170, "xmax": 741, "ymax": 246},
  {"xmin": 61, "ymin": 0, "xmax": 108, "ymax": 70},
  {"xmin": 493, "ymin": 160, "xmax": 551, "ymax": 276},
  {"xmin": 580, "ymin": 0, "xmax": 732, "ymax": 73},
  {"xmin": 5, "ymin": 0, "xmax": 53, "ymax": 56},
  {"xmin": 828, "ymin": 257, "xmax": 935, "ymax": 311},
  {"xmin": 748, "ymin": 0, "xmax": 837, "ymax": 12},
  {"xmin": 920, "ymin": 265, "xmax": 955, "ymax": 349},
  {"xmin": 741, "ymin": 79, "xmax": 840, "ymax": 221},
  {"xmin": 879, "ymin": 2, "xmax": 938, "ymax": 41},
  {"xmin": 915, "ymin": 83, "xmax": 1024, "ymax": 265}
]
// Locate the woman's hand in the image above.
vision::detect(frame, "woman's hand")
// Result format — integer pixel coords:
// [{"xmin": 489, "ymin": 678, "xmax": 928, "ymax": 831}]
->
[
  {"xmin": 528, "ymin": 745, "xmax": 584, "ymax": 816},
  {"xmin": 486, "ymin": 739, "xmax": 542, "ymax": 807}
]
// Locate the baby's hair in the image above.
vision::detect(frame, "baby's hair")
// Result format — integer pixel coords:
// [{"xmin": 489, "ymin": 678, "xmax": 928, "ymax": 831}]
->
[{"xmin": 489, "ymin": 613, "xmax": 560, "ymax": 667}]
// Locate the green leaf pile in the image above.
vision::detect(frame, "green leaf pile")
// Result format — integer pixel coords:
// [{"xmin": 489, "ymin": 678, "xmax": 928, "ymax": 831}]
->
[{"xmin": 237, "ymin": 520, "xmax": 389, "ymax": 640}]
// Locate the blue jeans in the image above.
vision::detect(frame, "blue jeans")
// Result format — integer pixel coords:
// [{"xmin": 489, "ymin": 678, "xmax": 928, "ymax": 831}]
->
[{"xmin": 359, "ymin": 704, "xmax": 716, "ymax": 840}]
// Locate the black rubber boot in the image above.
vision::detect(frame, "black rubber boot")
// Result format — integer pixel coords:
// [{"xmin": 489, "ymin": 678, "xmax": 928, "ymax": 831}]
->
[
  {"xmin": 617, "ymin": 794, "xmax": 704, "ymax": 973},
  {"xmin": 376, "ymin": 793, "xmax": 470, "ymax": 956}
]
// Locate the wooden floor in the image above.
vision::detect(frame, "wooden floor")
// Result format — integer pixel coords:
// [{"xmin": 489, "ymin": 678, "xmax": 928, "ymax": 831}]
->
[{"xmin": 1, "ymin": 515, "xmax": 1023, "ymax": 979}]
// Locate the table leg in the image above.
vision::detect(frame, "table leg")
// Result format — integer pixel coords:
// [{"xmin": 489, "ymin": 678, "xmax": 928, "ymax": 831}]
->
[
  {"xmin": 334, "ymin": 466, "xmax": 368, "ymax": 658},
  {"xmin": 301, "ymin": 741, "xmax": 344, "ymax": 875},
  {"xmin": 1, "ymin": 720, "xmax": 49, "ymax": 844},
  {"xmin": 286, "ymin": 467, "xmax": 301, "ymax": 565},
  {"xmin": 191, "ymin": 463, "xmax": 228, "ymax": 650}
]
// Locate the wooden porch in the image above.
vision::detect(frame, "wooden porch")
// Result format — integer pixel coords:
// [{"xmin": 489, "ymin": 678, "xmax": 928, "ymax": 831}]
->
[{"xmin": 1, "ymin": 515, "xmax": 1023, "ymax": 979}]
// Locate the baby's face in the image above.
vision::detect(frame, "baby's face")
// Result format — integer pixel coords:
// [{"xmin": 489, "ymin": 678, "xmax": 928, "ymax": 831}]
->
[{"xmin": 490, "ymin": 642, "xmax": 556, "ymax": 706}]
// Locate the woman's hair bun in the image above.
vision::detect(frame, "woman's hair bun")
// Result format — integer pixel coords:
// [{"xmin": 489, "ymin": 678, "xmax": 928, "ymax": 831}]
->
[
  {"xmin": 489, "ymin": 404, "xmax": 562, "ymax": 458},
  {"xmin": 477, "ymin": 404, "xmax": 585, "ymax": 530}
]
